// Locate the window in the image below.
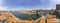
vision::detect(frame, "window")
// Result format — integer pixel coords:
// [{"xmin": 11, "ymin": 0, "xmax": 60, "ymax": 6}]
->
[
  {"xmin": 0, "ymin": 20, "xmax": 1, "ymax": 21},
  {"xmin": 0, "ymin": 14, "xmax": 2, "ymax": 16},
  {"xmin": 16, "ymin": 22, "xmax": 18, "ymax": 23}
]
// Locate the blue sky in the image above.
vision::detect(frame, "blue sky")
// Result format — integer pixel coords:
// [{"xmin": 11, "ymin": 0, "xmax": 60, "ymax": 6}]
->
[{"xmin": 0, "ymin": 0, "xmax": 60, "ymax": 10}]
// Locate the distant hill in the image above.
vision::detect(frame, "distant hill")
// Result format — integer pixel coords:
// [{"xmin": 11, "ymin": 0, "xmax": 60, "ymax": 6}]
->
[{"xmin": 20, "ymin": 10, "xmax": 37, "ymax": 14}]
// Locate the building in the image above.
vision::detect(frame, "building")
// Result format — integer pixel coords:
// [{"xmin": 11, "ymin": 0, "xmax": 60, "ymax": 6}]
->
[
  {"xmin": 54, "ymin": 4, "xmax": 60, "ymax": 19},
  {"xmin": 0, "ymin": 11, "xmax": 34, "ymax": 23},
  {"xmin": 56, "ymin": 4, "xmax": 60, "ymax": 10}
]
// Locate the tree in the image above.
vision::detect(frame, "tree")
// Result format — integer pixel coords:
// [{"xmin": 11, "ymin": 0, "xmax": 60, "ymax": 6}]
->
[
  {"xmin": 49, "ymin": 9, "xmax": 55, "ymax": 14},
  {"xmin": 12, "ymin": 21, "xmax": 14, "ymax": 23},
  {"xmin": 28, "ymin": 17, "xmax": 33, "ymax": 21}
]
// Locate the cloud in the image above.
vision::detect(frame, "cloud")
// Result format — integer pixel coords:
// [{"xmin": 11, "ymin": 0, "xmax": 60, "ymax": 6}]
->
[
  {"xmin": 55, "ymin": 0, "xmax": 60, "ymax": 4},
  {"xmin": 0, "ymin": 0, "xmax": 60, "ymax": 10},
  {"xmin": 0, "ymin": 0, "xmax": 7, "ymax": 10},
  {"xmin": 0, "ymin": 6, "xmax": 9, "ymax": 11},
  {"xmin": 0, "ymin": 0, "xmax": 8, "ymax": 11},
  {"xmin": 52, "ymin": 0, "xmax": 60, "ymax": 4},
  {"xmin": 43, "ymin": 0, "xmax": 60, "ymax": 9},
  {"xmin": 0, "ymin": 0, "xmax": 3, "ymax": 6}
]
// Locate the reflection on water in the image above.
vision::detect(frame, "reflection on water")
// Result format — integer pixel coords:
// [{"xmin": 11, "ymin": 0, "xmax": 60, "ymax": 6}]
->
[{"xmin": 11, "ymin": 11, "xmax": 41, "ymax": 20}]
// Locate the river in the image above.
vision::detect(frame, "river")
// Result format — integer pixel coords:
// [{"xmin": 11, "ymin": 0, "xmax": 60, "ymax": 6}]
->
[{"xmin": 10, "ymin": 11, "xmax": 41, "ymax": 20}]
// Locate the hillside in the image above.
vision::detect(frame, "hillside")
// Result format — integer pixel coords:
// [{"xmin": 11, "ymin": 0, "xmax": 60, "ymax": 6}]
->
[{"xmin": 20, "ymin": 10, "xmax": 37, "ymax": 14}]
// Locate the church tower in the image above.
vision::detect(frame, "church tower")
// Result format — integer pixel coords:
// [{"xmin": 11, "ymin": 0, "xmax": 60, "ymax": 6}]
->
[
  {"xmin": 54, "ymin": 4, "xmax": 60, "ymax": 19},
  {"xmin": 56, "ymin": 4, "xmax": 60, "ymax": 10}
]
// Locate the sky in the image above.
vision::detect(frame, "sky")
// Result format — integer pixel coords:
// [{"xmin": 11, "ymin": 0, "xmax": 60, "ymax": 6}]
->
[{"xmin": 0, "ymin": 0, "xmax": 60, "ymax": 11}]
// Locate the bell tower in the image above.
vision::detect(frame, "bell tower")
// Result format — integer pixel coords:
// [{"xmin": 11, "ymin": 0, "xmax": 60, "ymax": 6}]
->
[
  {"xmin": 56, "ymin": 4, "xmax": 60, "ymax": 10},
  {"xmin": 55, "ymin": 4, "xmax": 60, "ymax": 19}
]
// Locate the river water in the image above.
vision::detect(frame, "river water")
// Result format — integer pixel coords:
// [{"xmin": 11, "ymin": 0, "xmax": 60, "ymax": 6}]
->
[{"xmin": 11, "ymin": 11, "xmax": 41, "ymax": 20}]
